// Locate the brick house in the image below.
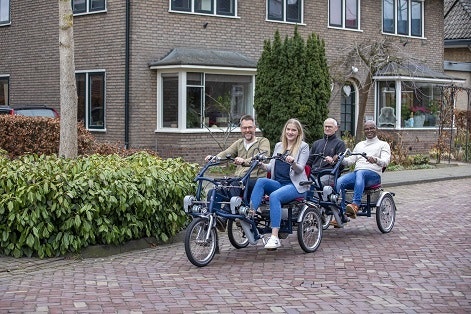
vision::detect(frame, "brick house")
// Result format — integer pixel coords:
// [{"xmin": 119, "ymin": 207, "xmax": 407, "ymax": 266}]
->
[
  {"xmin": 444, "ymin": 0, "xmax": 471, "ymax": 111},
  {"xmin": 0, "ymin": 0, "xmax": 462, "ymax": 162}
]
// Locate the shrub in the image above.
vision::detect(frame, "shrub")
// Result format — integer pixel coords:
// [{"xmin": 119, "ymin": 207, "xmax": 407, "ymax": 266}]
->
[
  {"xmin": 0, "ymin": 152, "xmax": 199, "ymax": 258},
  {"xmin": 0, "ymin": 115, "xmax": 158, "ymax": 159}
]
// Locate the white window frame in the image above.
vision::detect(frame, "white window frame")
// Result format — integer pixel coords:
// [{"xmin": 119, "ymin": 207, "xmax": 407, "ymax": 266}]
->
[
  {"xmin": 75, "ymin": 70, "xmax": 106, "ymax": 131},
  {"xmin": 156, "ymin": 67, "xmax": 256, "ymax": 133},
  {"xmin": 382, "ymin": 0, "xmax": 424, "ymax": 38},
  {"xmin": 72, "ymin": 0, "xmax": 107, "ymax": 16},
  {"xmin": 328, "ymin": 0, "xmax": 361, "ymax": 31},
  {"xmin": 266, "ymin": 0, "xmax": 304, "ymax": 24},
  {"xmin": 374, "ymin": 78, "xmax": 454, "ymax": 130},
  {"xmin": 169, "ymin": 0, "xmax": 238, "ymax": 18},
  {"xmin": 0, "ymin": 0, "xmax": 10, "ymax": 25}
]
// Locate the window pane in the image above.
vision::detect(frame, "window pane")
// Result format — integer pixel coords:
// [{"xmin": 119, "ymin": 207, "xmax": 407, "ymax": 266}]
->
[
  {"xmin": 89, "ymin": 73, "xmax": 105, "ymax": 129},
  {"xmin": 411, "ymin": 0, "xmax": 422, "ymax": 36},
  {"xmin": 377, "ymin": 82, "xmax": 397, "ymax": 128},
  {"xmin": 286, "ymin": 0, "xmax": 301, "ymax": 23},
  {"xmin": 401, "ymin": 90, "xmax": 414, "ymax": 128},
  {"xmin": 187, "ymin": 87, "xmax": 203, "ymax": 128},
  {"xmin": 76, "ymin": 73, "xmax": 86, "ymax": 122},
  {"xmin": 0, "ymin": 0, "xmax": 10, "ymax": 23},
  {"xmin": 401, "ymin": 82, "xmax": 438, "ymax": 128},
  {"xmin": 397, "ymin": 0, "xmax": 408, "ymax": 35},
  {"xmin": 345, "ymin": 0, "xmax": 358, "ymax": 29},
  {"xmin": 171, "ymin": 0, "xmax": 191, "ymax": 11},
  {"xmin": 162, "ymin": 74, "xmax": 179, "ymax": 128},
  {"xmin": 187, "ymin": 72, "xmax": 203, "ymax": 86},
  {"xmin": 72, "ymin": 0, "xmax": 86, "ymax": 13},
  {"xmin": 217, "ymin": 0, "xmax": 234, "ymax": 16},
  {"xmin": 195, "ymin": 0, "xmax": 213, "ymax": 13},
  {"xmin": 205, "ymin": 74, "xmax": 252, "ymax": 127},
  {"xmin": 329, "ymin": 0, "xmax": 342, "ymax": 26},
  {"xmin": 383, "ymin": 0, "xmax": 394, "ymax": 33},
  {"xmin": 0, "ymin": 77, "xmax": 9, "ymax": 106},
  {"xmin": 268, "ymin": 0, "xmax": 283, "ymax": 21},
  {"xmin": 90, "ymin": 0, "xmax": 105, "ymax": 11}
]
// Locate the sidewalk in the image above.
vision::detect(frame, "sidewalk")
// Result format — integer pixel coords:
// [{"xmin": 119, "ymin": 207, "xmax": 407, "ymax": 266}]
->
[{"xmin": 381, "ymin": 161, "xmax": 471, "ymax": 187}]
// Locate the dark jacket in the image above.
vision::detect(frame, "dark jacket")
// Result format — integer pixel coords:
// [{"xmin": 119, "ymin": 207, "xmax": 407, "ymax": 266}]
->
[{"xmin": 307, "ymin": 134, "xmax": 346, "ymax": 172}]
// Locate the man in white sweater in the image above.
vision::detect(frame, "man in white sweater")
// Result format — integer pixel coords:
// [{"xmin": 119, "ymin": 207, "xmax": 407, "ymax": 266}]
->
[{"xmin": 337, "ymin": 120, "xmax": 391, "ymax": 219}]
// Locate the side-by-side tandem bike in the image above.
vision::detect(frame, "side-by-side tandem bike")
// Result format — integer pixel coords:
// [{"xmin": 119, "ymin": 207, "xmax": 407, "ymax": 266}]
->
[{"xmin": 183, "ymin": 149, "xmax": 396, "ymax": 267}]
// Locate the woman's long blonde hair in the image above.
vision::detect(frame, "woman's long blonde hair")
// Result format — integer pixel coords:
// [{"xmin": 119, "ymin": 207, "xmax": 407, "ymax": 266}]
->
[{"xmin": 280, "ymin": 118, "xmax": 304, "ymax": 157}]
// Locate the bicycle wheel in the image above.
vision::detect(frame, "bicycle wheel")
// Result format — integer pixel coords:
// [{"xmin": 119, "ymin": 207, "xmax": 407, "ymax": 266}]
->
[
  {"xmin": 184, "ymin": 217, "xmax": 217, "ymax": 267},
  {"xmin": 376, "ymin": 193, "xmax": 396, "ymax": 233},
  {"xmin": 227, "ymin": 219, "xmax": 250, "ymax": 249},
  {"xmin": 297, "ymin": 206, "xmax": 323, "ymax": 253}
]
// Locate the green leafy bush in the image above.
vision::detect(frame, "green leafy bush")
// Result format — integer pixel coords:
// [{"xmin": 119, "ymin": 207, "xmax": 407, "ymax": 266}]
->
[{"xmin": 0, "ymin": 152, "xmax": 199, "ymax": 258}]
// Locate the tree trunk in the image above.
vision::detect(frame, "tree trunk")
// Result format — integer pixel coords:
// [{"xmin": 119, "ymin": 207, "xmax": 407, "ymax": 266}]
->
[
  {"xmin": 355, "ymin": 71, "xmax": 373, "ymax": 143},
  {"xmin": 58, "ymin": 0, "xmax": 78, "ymax": 158}
]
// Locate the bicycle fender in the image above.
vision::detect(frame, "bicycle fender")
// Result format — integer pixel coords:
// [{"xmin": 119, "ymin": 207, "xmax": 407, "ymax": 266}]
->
[{"xmin": 375, "ymin": 191, "xmax": 395, "ymax": 208}]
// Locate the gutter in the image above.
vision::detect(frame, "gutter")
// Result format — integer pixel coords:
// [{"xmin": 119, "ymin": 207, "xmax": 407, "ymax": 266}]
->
[{"xmin": 124, "ymin": 0, "xmax": 130, "ymax": 149}]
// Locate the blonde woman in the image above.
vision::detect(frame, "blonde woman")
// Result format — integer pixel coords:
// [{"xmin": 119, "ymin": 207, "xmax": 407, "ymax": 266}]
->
[{"xmin": 251, "ymin": 118, "xmax": 310, "ymax": 249}]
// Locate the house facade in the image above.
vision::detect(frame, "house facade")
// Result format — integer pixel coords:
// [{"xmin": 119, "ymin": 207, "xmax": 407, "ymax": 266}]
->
[
  {"xmin": 0, "ymin": 0, "xmax": 460, "ymax": 162},
  {"xmin": 444, "ymin": 0, "xmax": 471, "ymax": 112}
]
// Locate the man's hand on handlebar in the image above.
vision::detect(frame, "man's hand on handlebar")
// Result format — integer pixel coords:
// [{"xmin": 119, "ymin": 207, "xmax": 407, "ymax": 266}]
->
[
  {"xmin": 366, "ymin": 155, "xmax": 378, "ymax": 164},
  {"xmin": 205, "ymin": 155, "xmax": 219, "ymax": 163}
]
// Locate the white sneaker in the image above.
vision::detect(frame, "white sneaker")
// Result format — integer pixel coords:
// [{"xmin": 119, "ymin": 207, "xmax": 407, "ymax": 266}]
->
[{"xmin": 264, "ymin": 235, "xmax": 281, "ymax": 249}]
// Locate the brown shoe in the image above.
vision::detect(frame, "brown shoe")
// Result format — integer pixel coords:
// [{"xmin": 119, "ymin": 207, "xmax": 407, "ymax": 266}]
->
[
  {"xmin": 329, "ymin": 220, "xmax": 343, "ymax": 228},
  {"xmin": 346, "ymin": 203, "xmax": 359, "ymax": 219}
]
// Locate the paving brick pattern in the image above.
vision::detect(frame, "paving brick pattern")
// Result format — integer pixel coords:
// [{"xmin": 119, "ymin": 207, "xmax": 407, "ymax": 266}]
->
[{"xmin": 1, "ymin": 179, "xmax": 470, "ymax": 313}]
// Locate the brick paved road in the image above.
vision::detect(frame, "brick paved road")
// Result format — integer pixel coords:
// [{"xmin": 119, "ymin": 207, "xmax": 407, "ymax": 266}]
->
[{"xmin": 1, "ymin": 179, "xmax": 470, "ymax": 313}]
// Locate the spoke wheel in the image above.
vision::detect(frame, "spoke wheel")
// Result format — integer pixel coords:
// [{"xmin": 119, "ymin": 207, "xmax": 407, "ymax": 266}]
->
[
  {"xmin": 376, "ymin": 194, "xmax": 396, "ymax": 233},
  {"xmin": 227, "ymin": 219, "xmax": 250, "ymax": 249},
  {"xmin": 184, "ymin": 218, "xmax": 217, "ymax": 267},
  {"xmin": 297, "ymin": 207, "xmax": 323, "ymax": 253}
]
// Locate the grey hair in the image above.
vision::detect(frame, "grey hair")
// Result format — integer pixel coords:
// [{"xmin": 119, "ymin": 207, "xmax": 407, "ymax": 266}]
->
[{"xmin": 324, "ymin": 118, "xmax": 338, "ymax": 127}]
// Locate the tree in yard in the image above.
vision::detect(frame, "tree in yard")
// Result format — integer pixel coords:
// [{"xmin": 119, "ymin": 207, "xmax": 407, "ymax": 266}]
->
[
  {"xmin": 58, "ymin": 0, "xmax": 78, "ymax": 158},
  {"xmin": 254, "ymin": 27, "xmax": 331, "ymax": 147}
]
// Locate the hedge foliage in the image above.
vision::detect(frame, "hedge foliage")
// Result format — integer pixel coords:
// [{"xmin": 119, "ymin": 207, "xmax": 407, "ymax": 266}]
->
[
  {"xmin": 0, "ymin": 115, "xmax": 155, "ymax": 159},
  {"xmin": 0, "ymin": 151, "xmax": 199, "ymax": 258}
]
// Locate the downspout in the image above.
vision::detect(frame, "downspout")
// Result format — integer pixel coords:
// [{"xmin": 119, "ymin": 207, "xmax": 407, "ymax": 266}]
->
[{"xmin": 124, "ymin": 0, "xmax": 130, "ymax": 149}]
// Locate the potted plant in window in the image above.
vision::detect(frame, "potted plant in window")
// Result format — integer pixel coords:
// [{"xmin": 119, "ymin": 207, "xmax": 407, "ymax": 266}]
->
[{"xmin": 410, "ymin": 105, "xmax": 428, "ymax": 127}]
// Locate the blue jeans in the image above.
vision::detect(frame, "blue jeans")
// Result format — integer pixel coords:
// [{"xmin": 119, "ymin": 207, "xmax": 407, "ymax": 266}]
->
[
  {"xmin": 336, "ymin": 170, "xmax": 381, "ymax": 212},
  {"xmin": 250, "ymin": 178, "xmax": 306, "ymax": 229}
]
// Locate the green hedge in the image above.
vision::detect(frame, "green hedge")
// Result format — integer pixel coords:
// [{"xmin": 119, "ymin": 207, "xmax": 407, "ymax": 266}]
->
[{"xmin": 0, "ymin": 151, "xmax": 199, "ymax": 258}]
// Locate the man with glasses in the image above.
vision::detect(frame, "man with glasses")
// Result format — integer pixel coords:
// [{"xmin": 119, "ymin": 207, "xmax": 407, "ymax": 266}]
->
[
  {"xmin": 205, "ymin": 114, "xmax": 270, "ymax": 231},
  {"xmin": 336, "ymin": 120, "xmax": 391, "ymax": 220}
]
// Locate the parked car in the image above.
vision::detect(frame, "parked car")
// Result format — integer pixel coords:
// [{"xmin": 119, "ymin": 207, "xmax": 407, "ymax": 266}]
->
[
  {"xmin": 12, "ymin": 105, "xmax": 60, "ymax": 118},
  {"xmin": 0, "ymin": 106, "xmax": 14, "ymax": 115}
]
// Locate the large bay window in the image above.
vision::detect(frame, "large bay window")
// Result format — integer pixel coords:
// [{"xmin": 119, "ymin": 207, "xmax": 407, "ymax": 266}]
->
[
  {"xmin": 159, "ymin": 71, "xmax": 255, "ymax": 130},
  {"xmin": 377, "ymin": 80, "xmax": 442, "ymax": 129}
]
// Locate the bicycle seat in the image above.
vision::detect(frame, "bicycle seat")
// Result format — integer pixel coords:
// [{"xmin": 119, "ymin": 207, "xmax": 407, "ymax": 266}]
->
[{"xmin": 365, "ymin": 183, "xmax": 382, "ymax": 190}]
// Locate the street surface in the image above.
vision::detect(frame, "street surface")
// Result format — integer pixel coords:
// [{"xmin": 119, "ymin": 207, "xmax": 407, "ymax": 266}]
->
[{"xmin": 1, "ymin": 178, "xmax": 470, "ymax": 313}]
